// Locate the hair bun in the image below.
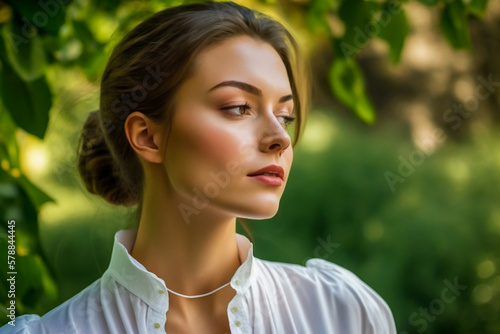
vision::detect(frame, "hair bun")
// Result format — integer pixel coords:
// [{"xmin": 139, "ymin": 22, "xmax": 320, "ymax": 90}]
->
[{"xmin": 77, "ymin": 110, "xmax": 138, "ymax": 206}]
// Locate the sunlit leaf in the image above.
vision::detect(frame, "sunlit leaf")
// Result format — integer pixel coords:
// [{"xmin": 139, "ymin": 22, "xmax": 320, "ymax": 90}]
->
[{"xmin": 329, "ymin": 58, "xmax": 375, "ymax": 124}]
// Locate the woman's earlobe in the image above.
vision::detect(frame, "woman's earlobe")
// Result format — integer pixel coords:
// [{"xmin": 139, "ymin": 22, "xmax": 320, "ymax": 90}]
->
[{"xmin": 124, "ymin": 111, "xmax": 165, "ymax": 164}]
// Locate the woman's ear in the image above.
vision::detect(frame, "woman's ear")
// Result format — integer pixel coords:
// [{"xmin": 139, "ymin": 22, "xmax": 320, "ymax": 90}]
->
[{"xmin": 124, "ymin": 111, "xmax": 166, "ymax": 164}]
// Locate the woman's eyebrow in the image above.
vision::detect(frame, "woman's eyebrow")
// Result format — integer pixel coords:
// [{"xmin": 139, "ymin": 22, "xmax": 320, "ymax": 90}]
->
[{"xmin": 208, "ymin": 80, "xmax": 293, "ymax": 103}]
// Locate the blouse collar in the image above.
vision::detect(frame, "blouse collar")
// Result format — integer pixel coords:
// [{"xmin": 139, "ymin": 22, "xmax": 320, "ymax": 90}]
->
[{"xmin": 103, "ymin": 229, "xmax": 256, "ymax": 312}]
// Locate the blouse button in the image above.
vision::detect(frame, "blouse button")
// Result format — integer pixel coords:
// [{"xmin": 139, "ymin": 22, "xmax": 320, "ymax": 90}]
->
[
  {"xmin": 234, "ymin": 280, "xmax": 240, "ymax": 286},
  {"xmin": 235, "ymin": 320, "xmax": 241, "ymax": 327},
  {"xmin": 154, "ymin": 323, "xmax": 161, "ymax": 329},
  {"xmin": 158, "ymin": 290, "xmax": 165, "ymax": 294},
  {"xmin": 231, "ymin": 306, "xmax": 238, "ymax": 313}
]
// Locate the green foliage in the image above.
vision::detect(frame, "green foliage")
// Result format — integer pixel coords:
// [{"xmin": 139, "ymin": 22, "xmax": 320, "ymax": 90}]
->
[
  {"xmin": 0, "ymin": 167, "xmax": 55, "ymax": 317},
  {"xmin": 468, "ymin": 0, "xmax": 488, "ymax": 17},
  {"xmin": 329, "ymin": 58, "xmax": 375, "ymax": 123},
  {"xmin": 0, "ymin": 64, "xmax": 52, "ymax": 139},
  {"xmin": 377, "ymin": 2, "xmax": 410, "ymax": 63},
  {"xmin": 323, "ymin": 0, "xmax": 486, "ymax": 120},
  {"xmin": 0, "ymin": 18, "xmax": 47, "ymax": 82},
  {"xmin": 249, "ymin": 112, "xmax": 500, "ymax": 334},
  {"xmin": 0, "ymin": 0, "xmax": 160, "ymax": 318},
  {"xmin": 440, "ymin": 1, "xmax": 470, "ymax": 49},
  {"xmin": 6, "ymin": 0, "xmax": 66, "ymax": 35}
]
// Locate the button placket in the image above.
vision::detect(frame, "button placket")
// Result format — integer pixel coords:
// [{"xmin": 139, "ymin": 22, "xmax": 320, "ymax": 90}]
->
[
  {"xmin": 148, "ymin": 313, "xmax": 166, "ymax": 332},
  {"xmin": 148, "ymin": 287, "xmax": 168, "ymax": 333},
  {"xmin": 228, "ymin": 293, "xmax": 249, "ymax": 333}
]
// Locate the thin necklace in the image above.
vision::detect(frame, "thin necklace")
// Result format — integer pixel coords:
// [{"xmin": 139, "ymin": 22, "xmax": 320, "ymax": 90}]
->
[
  {"xmin": 166, "ymin": 250, "xmax": 242, "ymax": 299},
  {"xmin": 166, "ymin": 281, "xmax": 232, "ymax": 299}
]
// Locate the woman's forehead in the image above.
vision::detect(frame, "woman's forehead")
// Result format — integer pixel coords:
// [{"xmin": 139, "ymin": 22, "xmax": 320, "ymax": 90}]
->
[{"xmin": 190, "ymin": 36, "xmax": 292, "ymax": 94}]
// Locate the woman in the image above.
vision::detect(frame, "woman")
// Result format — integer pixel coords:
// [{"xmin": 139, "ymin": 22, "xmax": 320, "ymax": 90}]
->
[{"xmin": 5, "ymin": 1, "xmax": 397, "ymax": 333}]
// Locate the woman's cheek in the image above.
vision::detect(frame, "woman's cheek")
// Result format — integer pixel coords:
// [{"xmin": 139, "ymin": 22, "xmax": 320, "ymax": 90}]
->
[
  {"xmin": 172, "ymin": 112, "xmax": 246, "ymax": 187},
  {"xmin": 192, "ymin": 115, "xmax": 244, "ymax": 165}
]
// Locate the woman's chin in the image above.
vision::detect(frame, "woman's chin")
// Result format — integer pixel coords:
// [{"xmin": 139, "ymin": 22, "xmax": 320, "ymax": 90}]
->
[{"xmin": 237, "ymin": 204, "xmax": 280, "ymax": 220}]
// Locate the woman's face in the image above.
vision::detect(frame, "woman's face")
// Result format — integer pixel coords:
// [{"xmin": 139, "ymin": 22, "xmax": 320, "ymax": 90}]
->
[{"xmin": 163, "ymin": 36, "xmax": 295, "ymax": 222}]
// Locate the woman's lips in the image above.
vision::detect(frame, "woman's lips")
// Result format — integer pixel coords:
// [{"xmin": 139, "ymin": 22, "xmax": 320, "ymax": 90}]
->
[
  {"xmin": 247, "ymin": 164, "xmax": 285, "ymax": 186},
  {"xmin": 248, "ymin": 174, "xmax": 283, "ymax": 186}
]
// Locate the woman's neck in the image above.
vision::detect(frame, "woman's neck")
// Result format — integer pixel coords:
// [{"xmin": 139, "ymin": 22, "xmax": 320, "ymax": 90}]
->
[{"xmin": 130, "ymin": 165, "xmax": 241, "ymax": 317}]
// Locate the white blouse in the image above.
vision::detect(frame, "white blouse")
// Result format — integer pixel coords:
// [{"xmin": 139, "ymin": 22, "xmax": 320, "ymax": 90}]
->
[{"xmin": 3, "ymin": 230, "xmax": 397, "ymax": 334}]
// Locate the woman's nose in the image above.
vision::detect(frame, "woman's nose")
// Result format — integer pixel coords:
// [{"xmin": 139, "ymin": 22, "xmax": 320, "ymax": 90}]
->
[{"xmin": 258, "ymin": 115, "xmax": 291, "ymax": 156}]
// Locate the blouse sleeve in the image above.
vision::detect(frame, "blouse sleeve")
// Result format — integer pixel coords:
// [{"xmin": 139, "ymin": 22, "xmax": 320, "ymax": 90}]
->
[
  {"xmin": 306, "ymin": 258, "xmax": 397, "ymax": 334},
  {"xmin": 0, "ymin": 314, "xmax": 40, "ymax": 334}
]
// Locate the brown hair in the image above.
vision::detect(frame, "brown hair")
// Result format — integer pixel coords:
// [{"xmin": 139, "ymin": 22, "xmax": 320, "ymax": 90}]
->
[{"xmin": 77, "ymin": 1, "xmax": 309, "ymax": 209}]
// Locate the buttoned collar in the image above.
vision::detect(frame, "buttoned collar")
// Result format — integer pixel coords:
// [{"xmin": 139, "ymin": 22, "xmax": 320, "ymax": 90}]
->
[{"xmin": 103, "ymin": 229, "xmax": 256, "ymax": 312}]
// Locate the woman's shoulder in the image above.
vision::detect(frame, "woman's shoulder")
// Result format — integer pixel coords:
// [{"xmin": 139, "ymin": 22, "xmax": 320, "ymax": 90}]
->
[
  {"xmin": 257, "ymin": 257, "xmax": 377, "ymax": 288},
  {"xmin": 254, "ymin": 257, "xmax": 397, "ymax": 333},
  {"xmin": 0, "ymin": 314, "xmax": 40, "ymax": 334},
  {"xmin": 256, "ymin": 256, "xmax": 376, "ymax": 290},
  {"xmin": 0, "ymin": 279, "xmax": 104, "ymax": 334}
]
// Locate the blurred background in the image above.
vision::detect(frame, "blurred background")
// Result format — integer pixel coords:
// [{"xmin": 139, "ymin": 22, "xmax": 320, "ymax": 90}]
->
[{"xmin": 0, "ymin": 0, "xmax": 499, "ymax": 333}]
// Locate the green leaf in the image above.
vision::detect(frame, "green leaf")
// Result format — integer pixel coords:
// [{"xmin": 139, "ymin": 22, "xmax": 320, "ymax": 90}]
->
[
  {"xmin": 16, "ymin": 175, "xmax": 54, "ymax": 212},
  {"xmin": 1, "ymin": 16, "xmax": 47, "ymax": 81},
  {"xmin": 329, "ymin": 58, "xmax": 376, "ymax": 124},
  {"xmin": 91, "ymin": 0, "xmax": 123, "ymax": 13},
  {"xmin": 378, "ymin": 1, "xmax": 410, "ymax": 64},
  {"xmin": 468, "ymin": 0, "xmax": 488, "ymax": 17},
  {"xmin": 335, "ymin": 0, "xmax": 380, "ymax": 59},
  {"xmin": 440, "ymin": 1, "xmax": 470, "ymax": 49},
  {"xmin": 9, "ymin": 254, "xmax": 57, "ymax": 311},
  {"xmin": 0, "ymin": 63, "xmax": 52, "ymax": 139},
  {"xmin": 305, "ymin": 0, "xmax": 336, "ymax": 33},
  {"xmin": 6, "ymin": 0, "xmax": 66, "ymax": 35},
  {"xmin": 72, "ymin": 20, "xmax": 107, "ymax": 79},
  {"xmin": 0, "ymin": 106, "xmax": 21, "ymax": 169}
]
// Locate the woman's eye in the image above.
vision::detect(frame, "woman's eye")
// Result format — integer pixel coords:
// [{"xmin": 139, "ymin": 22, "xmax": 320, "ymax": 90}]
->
[
  {"xmin": 220, "ymin": 104, "xmax": 295, "ymax": 128},
  {"xmin": 221, "ymin": 103, "xmax": 251, "ymax": 116},
  {"xmin": 279, "ymin": 115, "xmax": 296, "ymax": 127}
]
